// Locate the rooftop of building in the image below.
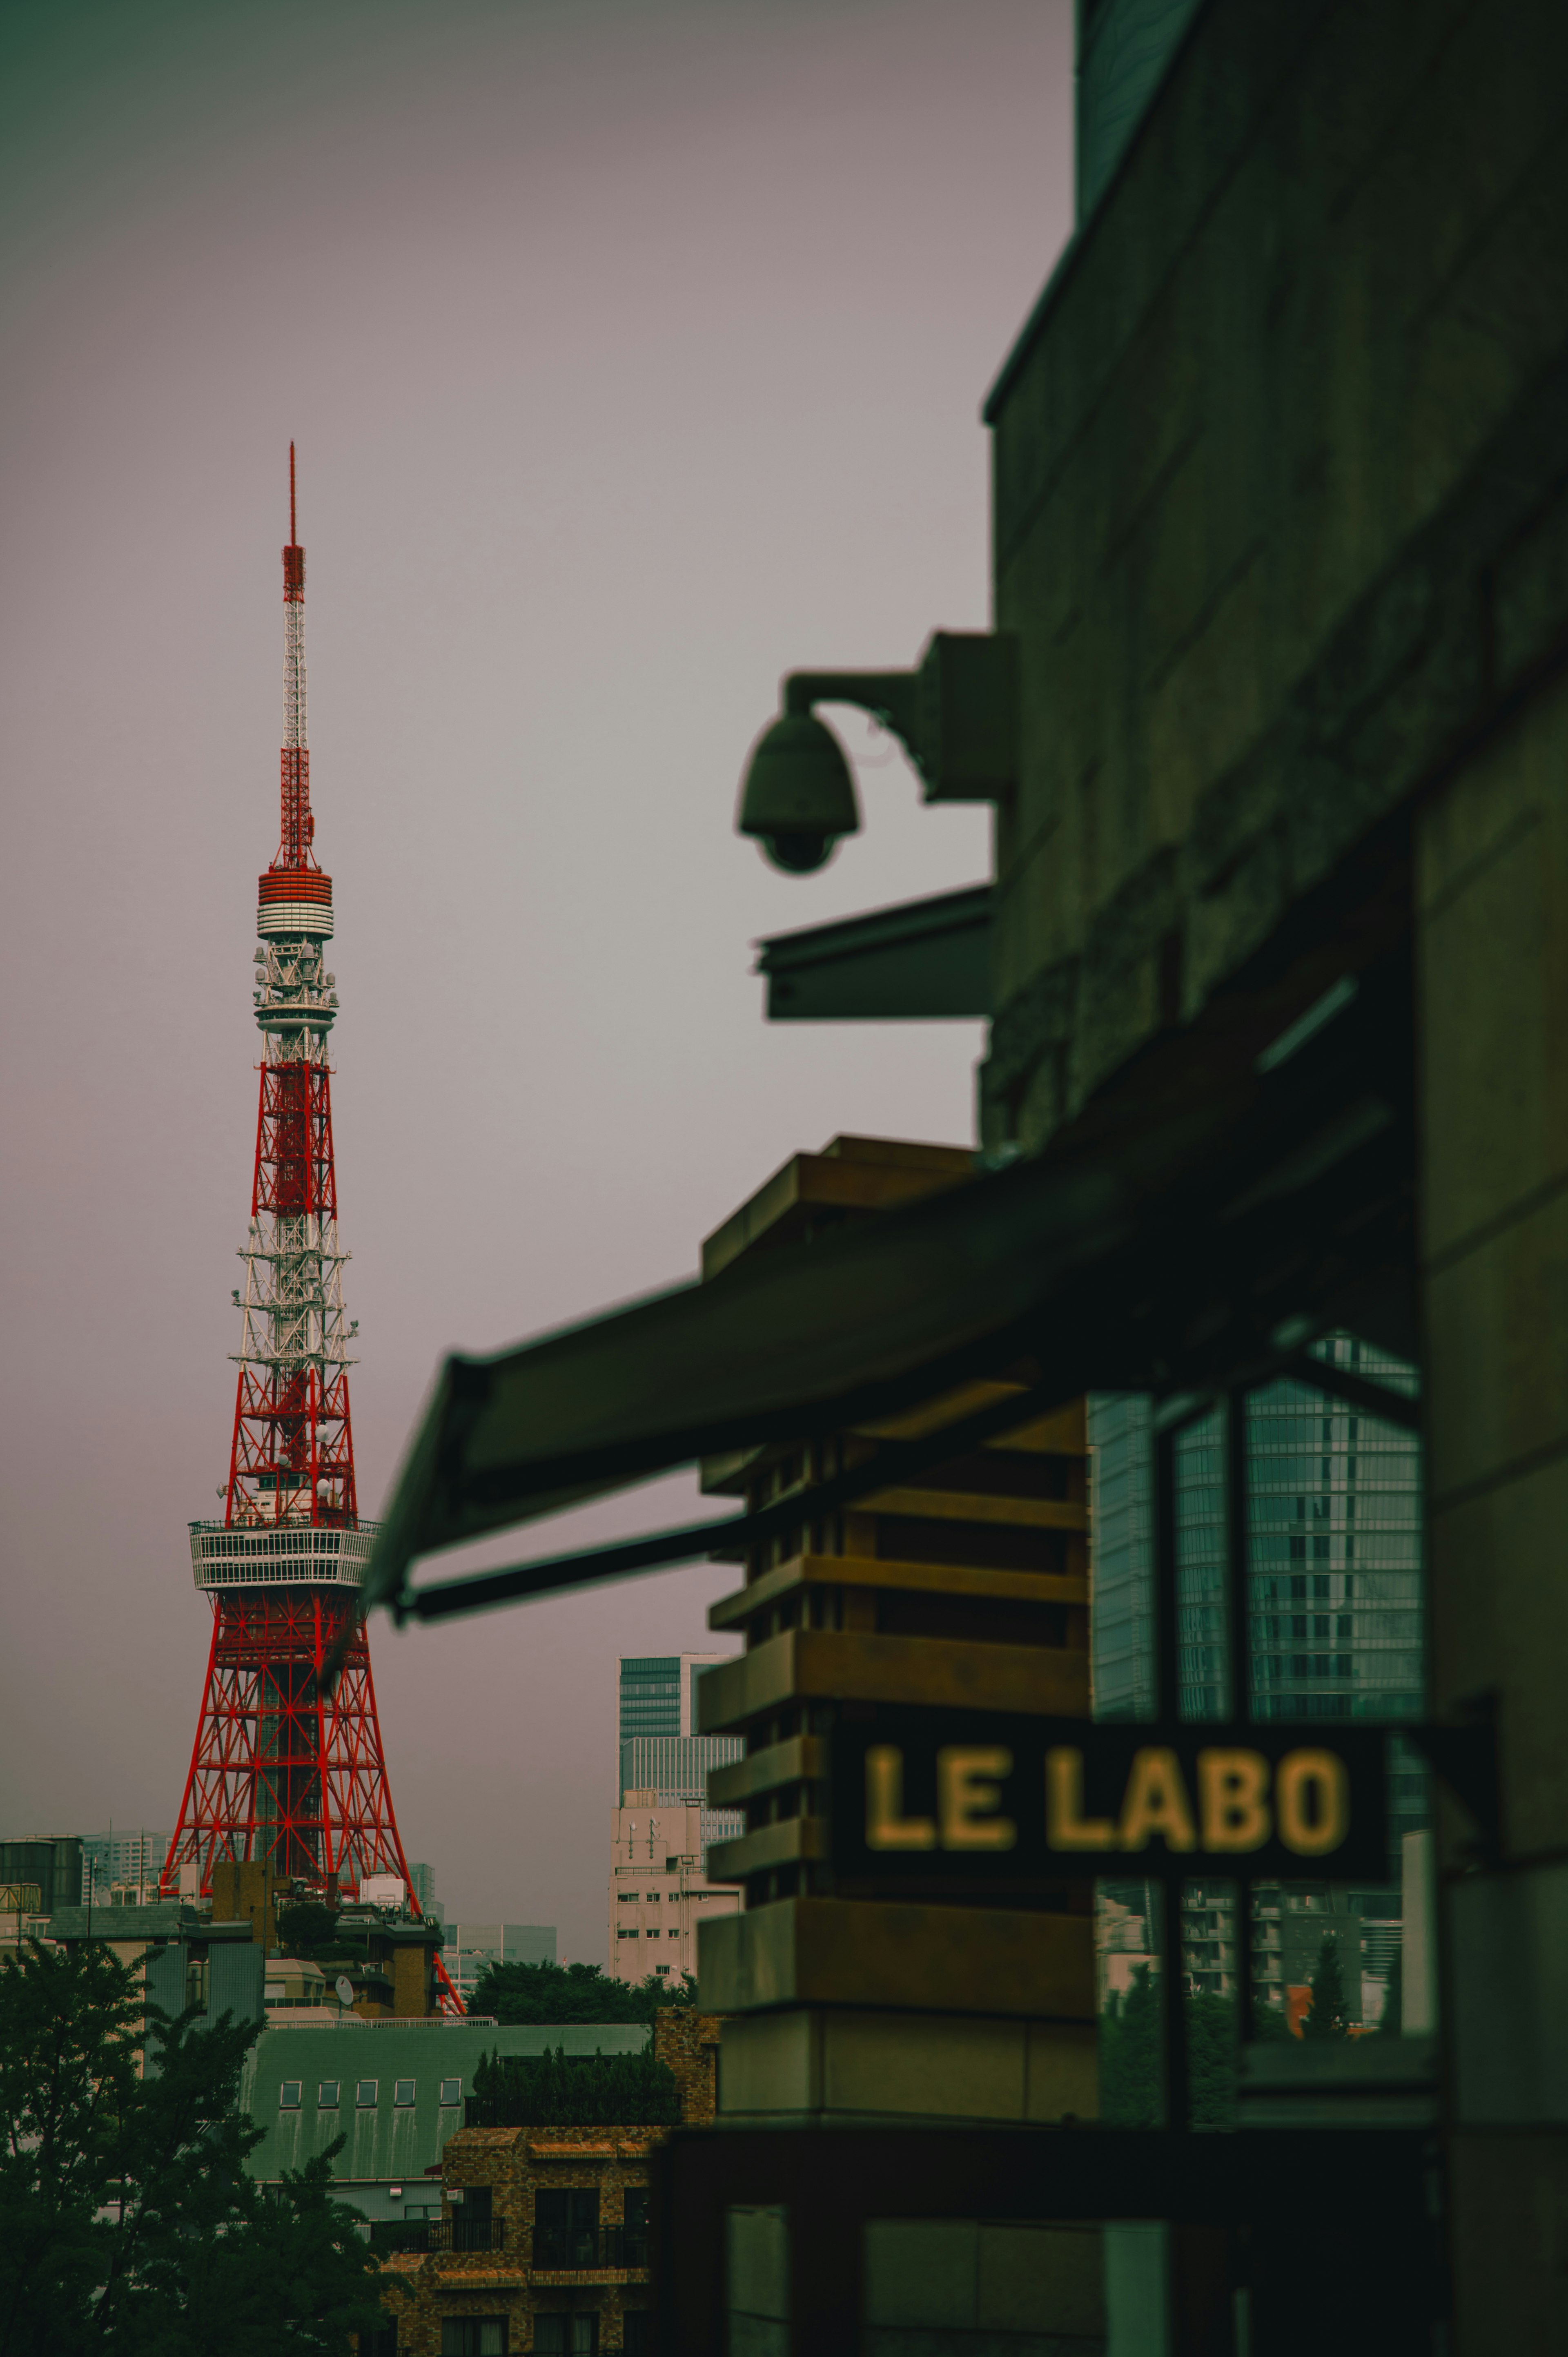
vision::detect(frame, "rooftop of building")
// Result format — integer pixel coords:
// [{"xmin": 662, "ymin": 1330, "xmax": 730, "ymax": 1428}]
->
[
  {"xmin": 47, "ymin": 1904, "xmax": 256, "ymax": 1943},
  {"xmin": 699, "ymin": 1132, "xmax": 973, "ymax": 1280},
  {"xmin": 244, "ymin": 2020, "xmax": 652, "ymax": 2186}
]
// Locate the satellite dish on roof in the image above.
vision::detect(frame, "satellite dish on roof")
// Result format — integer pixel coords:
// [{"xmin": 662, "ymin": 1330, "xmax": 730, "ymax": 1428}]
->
[{"xmin": 335, "ymin": 1976, "xmax": 355, "ymax": 2008}]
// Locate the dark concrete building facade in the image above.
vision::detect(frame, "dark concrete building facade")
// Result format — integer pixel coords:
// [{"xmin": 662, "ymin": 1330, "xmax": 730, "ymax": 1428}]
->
[{"xmin": 981, "ymin": 0, "xmax": 1568, "ymax": 2340}]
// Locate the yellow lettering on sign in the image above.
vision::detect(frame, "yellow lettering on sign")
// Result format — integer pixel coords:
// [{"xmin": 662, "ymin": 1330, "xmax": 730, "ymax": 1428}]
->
[
  {"xmin": 1197, "ymin": 1748, "xmax": 1272, "ymax": 1853},
  {"xmin": 938, "ymin": 1746, "xmax": 1016, "ymax": 1850},
  {"xmin": 1276, "ymin": 1748, "xmax": 1349, "ymax": 1857},
  {"xmin": 1045, "ymin": 1748, "xmax": 1117, "ymax": 1850},
  {"xmin": 1118, "ymin": 1748, "xmax": 1197, "ymax": 1853},
  {"xmin": 865, "ymin": 1746, "xmax": 936, "ymax": 1851}
]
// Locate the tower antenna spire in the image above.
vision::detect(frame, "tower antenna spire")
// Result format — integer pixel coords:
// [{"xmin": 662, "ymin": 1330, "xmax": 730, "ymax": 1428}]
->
[{"xmin": 160, "ymin": 464, "xmax": 454, "ymax": 2013}]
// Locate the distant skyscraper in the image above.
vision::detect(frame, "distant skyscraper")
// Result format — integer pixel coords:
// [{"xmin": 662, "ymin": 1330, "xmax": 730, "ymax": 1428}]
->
[
  {"xmin": 1091, "ymin": 1338, "xmax": 1424, "ymax": 1771},
  {"xmin": 616, "ymin": 1656, "xmax": 742, "ymax": 1856},
  {"xmin": 406, "ymin": 1861, "xmax": 442, "ymax": 1924},
  {"xmin": 617, "ymin": 1654, "xmax": 731, "ymax": 1742},
  {"xmin": 80, "ymin": 1832, "xmax": 173, "ymax": 1905}
]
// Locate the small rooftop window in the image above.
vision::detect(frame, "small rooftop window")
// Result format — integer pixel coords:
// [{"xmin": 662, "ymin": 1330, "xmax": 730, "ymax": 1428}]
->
[
  {"xmin": 394, "ymin": 2079, "xmax": 416, "ymax": 2107},
  {"xmin": 318, "ymin": 2080, "xmax": 339, "ymax": 2109},
  {"xmin": 439, "ymin": 2078, "xmax": 461, "ymax": 2107},
  {"xmin": 355, "ymin": 2079, "xmax": 379, "ymax": 2109},
  {"xmin": 278, "ymin": 2081, "xmax": 302, "ymax": 2109}
]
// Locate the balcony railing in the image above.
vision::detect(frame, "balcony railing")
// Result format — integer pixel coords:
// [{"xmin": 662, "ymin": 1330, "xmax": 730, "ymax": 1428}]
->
[
  {"xmin": 369, "ymin": 2217, "xmax": 648, "ymax": 2268},
  {"xmin": 368, "ymin": 2217, "xmax": 506, "ymax": 2256},
  {"xmin": 532, "ymin": 2225, "xmax": 648, "ymax": 2272}
]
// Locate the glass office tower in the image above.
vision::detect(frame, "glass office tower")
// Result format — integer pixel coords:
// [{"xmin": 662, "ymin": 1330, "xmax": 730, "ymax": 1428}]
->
[
  {"xmin": 617, "ymin": 1655, "xmax": 742, "ymax": 1858},
  {"xmin": 1088, "ymin": 1334, "xmax": 1427, "ymax": 2021},
  {"xmin": 618, "ymin": 1654, "xmax": 734, "ymax": 1743}
]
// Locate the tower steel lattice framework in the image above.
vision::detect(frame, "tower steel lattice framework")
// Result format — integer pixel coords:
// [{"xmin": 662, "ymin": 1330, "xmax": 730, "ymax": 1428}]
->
[{"xmin": 162, "ymin": 456, "xmax": 435, "ymax": 1958}]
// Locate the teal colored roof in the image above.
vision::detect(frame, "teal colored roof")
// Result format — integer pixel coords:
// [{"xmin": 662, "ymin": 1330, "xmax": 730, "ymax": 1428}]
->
[{"xmin": 243, "ymin": 2020, "xmax": 648, "ymax": 2185}]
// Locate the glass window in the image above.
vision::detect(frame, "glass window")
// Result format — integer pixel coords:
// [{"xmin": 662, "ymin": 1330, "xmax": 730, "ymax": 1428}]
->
[
  {"xmin": 439, "ymin": 2077, "xmax": 461, "ymax": 2107},
  {"xmin": 393, "ymin": 2078, "xmax": 416, "ymax": 2107},
  {"xmin": 318, "ymin": 2080, "xmax": 340, "ymax": 2109},
  {"xmin": 355, "ymin": 2078, "xmax": 379, "ymax": 2109},
  {"xmin": 278, "ymin": 2080, "xmax": 302, "ymax": 2109},
  {"xmin": 533, "ymin": 2316, "xmax": 595, "ymax": 2355},
  {"xmin": 441, "ymin": 2323, "xmax": 508, "ymax": 2356}
]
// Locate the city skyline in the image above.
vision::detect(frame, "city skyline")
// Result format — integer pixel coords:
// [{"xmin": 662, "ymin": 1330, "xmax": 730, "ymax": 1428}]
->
[{"xmin": 0, "ymin": 0, "xmax": 1073, "ymax": 1960}]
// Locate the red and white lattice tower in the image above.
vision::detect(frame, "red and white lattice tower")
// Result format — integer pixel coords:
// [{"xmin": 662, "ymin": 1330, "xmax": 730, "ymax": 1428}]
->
[{"xmin": 163, "ymin": 452, "xmax": 417, "ymax": 1911}]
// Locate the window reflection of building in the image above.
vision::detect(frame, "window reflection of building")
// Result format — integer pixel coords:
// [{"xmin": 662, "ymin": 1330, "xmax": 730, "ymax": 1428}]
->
[{"xmin": 1089, "ymin": 1335, "xmax": 1426, "ymax": 2029}]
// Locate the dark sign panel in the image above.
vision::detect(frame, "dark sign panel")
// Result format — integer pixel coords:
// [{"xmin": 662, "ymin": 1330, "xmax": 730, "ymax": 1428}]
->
[{"xmin": 829, "ymin": 1709, "xmax": 1392, "ymax": 1883}]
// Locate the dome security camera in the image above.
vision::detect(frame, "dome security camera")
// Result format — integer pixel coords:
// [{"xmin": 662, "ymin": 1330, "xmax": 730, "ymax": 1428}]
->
[{"xmin": 735, "ymin": 712, "xmax": 861, "ymax": 875}]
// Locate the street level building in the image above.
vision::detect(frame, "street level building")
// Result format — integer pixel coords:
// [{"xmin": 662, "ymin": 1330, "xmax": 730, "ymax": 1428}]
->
[
  {"xmin": 244, "ymin": 2018, "xmax": 651, "ymax": 2229},
  {"xmin": 0, "ymin": 1837, "xmax": 86, "ymax": 1917},
  {"xmin": 45, "ymin": 1900, "xmax": 264, "ymax": 2069},
  {"xmin": 365, "ymin": 2010, "xmax": 719, "ymax": 2354},
  {"xmin": 694, "ymin": 1135, "xmax": 1097, "ymax": 2127}
]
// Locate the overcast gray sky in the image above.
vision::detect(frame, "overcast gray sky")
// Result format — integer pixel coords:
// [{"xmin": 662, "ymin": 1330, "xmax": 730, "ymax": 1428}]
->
[{"xmin": 0, "ymin": 0, "xmax": 1073, "ymax": 1959}]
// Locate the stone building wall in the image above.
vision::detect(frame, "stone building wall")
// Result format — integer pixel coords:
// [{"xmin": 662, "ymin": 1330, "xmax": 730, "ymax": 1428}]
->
[
  {"xmin": 982, "ymin": 0, "xmax": 1568, "ymax": 1155},
  {"xmin": 374, "ymin": 2125, "xmax": 656, "ymax": 2356},
  {"xmin": 981, "ymin": 0, "xmax": 1568, "ymax": 2339}
]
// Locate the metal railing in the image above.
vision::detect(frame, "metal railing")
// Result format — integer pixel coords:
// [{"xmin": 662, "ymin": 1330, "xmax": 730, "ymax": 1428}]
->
[
  {"xmin": 532, "ymin": 2225, "xmax": 648, "ymax": 2271},
  {"xmin": 368, "ymin": 2216, "xmax": 506, "ymax": 2256}
]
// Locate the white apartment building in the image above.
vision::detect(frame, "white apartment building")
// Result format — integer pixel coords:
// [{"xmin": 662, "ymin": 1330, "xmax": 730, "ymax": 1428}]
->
[{"xmin": 606, "ymin": 1793, "xmax": 740, "ymax": 1983}]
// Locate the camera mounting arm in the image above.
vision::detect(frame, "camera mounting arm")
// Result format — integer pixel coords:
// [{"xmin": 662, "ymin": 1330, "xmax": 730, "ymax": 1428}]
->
[
  {"xmin": 782, "ymin": 669, "xmax": 925, "ymax": 768},
  {"xmin": 785, "ymin": 633, "xmax": 1018, "ymax": 807}
]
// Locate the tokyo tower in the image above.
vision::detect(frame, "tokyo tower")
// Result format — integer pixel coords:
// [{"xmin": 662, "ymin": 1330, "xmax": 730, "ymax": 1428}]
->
[{"xmin": 162, "ymin": 452, "xmax": 414, "ymax": 1907}]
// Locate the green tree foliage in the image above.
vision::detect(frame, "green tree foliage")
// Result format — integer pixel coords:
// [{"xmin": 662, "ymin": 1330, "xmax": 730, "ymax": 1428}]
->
[
  {"xmin": 1098, "ymin": 1967, "xmax": 1292, "ymax": 2127},
  {"xmin": 1300, "ymin": 1931, "xmax": 1350, "ymax": 2041},
  {"xmin": 469, "ymin": 1958, "xmax": 697, "ymax": 2026},
  {"xmin": 0, "ymin": 1940, "xmax": 384, "ymax": 2357},
  {"xmin": 1098, "ymin": 1965, "xmax": 1160, "ymax": 2127},
  {"xmin": 1186, "ymin": 1991, "xmax": 1238, "ymax": 2129},
  {"xmin": 470, "ymin": 2045, "xmax": 681, "ymax": 2126},
  {"xmin": 274, "ymin": 1900, "xmax": 341, "ymax": 1955}
]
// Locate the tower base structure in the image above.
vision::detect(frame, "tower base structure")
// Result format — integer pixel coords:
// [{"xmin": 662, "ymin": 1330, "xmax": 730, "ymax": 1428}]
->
[{"xmin": 162, "ymin": 1571, "xmax": 409, "ymax": 1902}]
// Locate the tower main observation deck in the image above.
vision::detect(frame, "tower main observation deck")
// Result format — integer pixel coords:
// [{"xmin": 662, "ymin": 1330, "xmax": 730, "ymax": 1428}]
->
[{"xmin": 162, "ymin": 455, "xmax": 429, "ymax": 1937}]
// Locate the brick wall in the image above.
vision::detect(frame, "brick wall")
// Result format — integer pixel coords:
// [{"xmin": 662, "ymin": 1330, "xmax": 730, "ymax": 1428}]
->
[
  {"xmin": 652, "ymin": 2007, "xmax": 720, "ymax": 2126},
  {"xmin": 370, "ymin": 2013, "xmax": 724, "ymax": 2352}
]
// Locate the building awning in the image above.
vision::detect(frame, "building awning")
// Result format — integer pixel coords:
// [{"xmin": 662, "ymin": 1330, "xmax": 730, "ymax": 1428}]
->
[
  {"xmin": 354, "ymin": 834, "xmax": 1416, "ymax": 1641},
  {"xmin": 755, "ymin": 884, "xmax": 991, "ymax": 1019}
]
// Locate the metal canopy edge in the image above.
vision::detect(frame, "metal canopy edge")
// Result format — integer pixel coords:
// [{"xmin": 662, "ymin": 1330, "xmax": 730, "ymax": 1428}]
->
[
  {"xmin": 355, "ymin": 834, "xmax": 1415, "ymax": 1641},
  {"xmin": 755, "ymin": 883, "xmax": 992, "ymax": 1020}
]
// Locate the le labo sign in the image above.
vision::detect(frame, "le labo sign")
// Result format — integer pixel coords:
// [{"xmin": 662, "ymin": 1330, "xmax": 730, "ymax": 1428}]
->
[{"xmin": 830, "ymin": 1709, "xmax": 1392, "ymax": 1883}]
